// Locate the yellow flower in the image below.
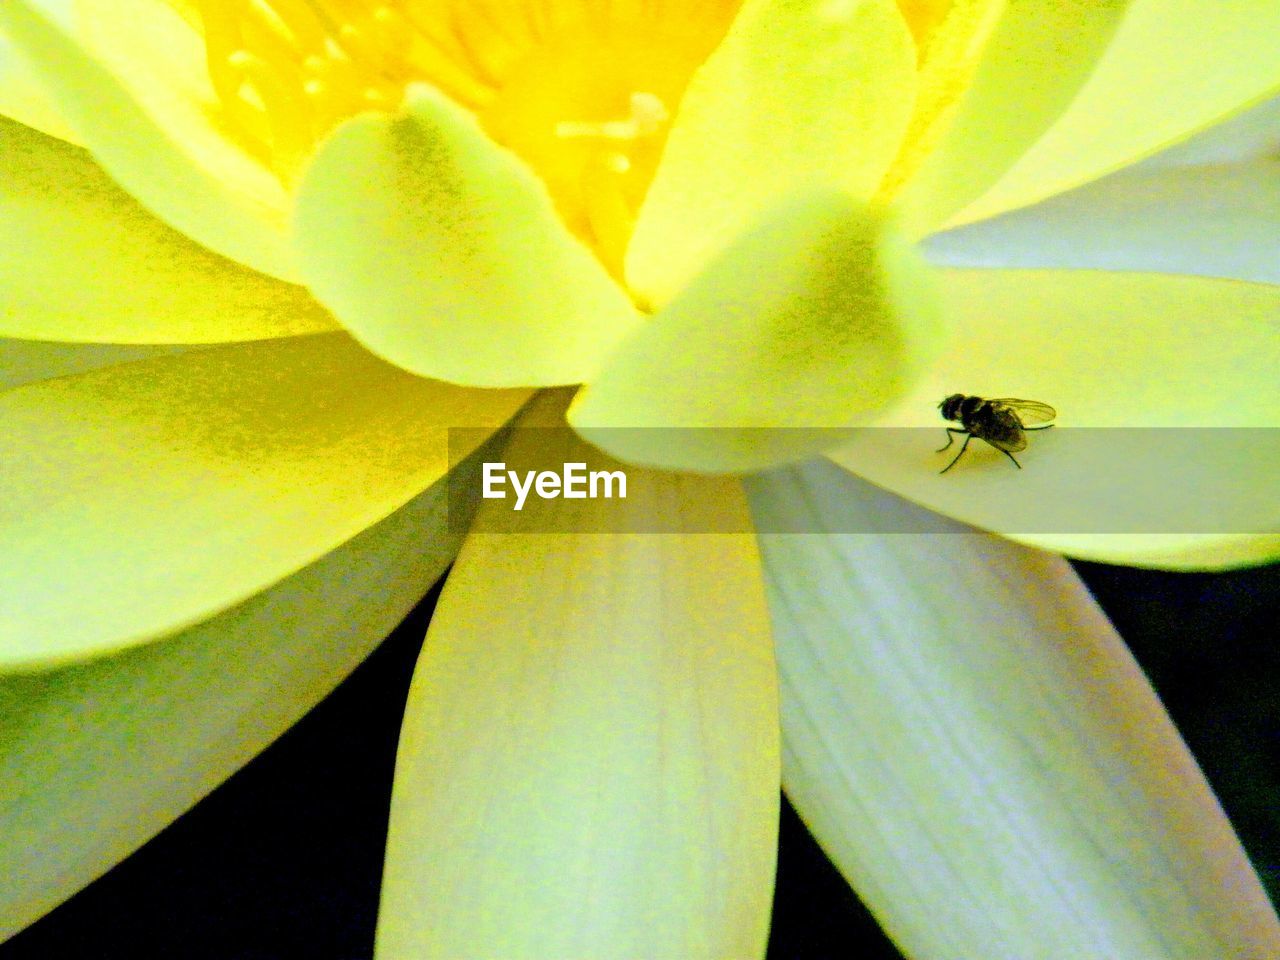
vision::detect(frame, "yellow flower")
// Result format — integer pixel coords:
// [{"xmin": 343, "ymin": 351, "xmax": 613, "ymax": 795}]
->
[{"xmin": 1, "ymin": 0, "xmax": 1279, "ymax": 956}]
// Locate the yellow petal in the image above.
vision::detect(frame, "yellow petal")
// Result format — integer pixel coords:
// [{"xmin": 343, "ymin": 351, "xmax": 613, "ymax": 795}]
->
[
  {"xmin": 1, "ymin": 338, "xmax": 192, "ymax": 393},
  {"xmin": 571, "ymin": 192, "xmax": 941, "ymax": 472},
  {"xmin": 891, "ymin": 0, "xmax": 1129, "ymax": 237},
  {"xmin": 957, "ymin": 0, "xmax": 1280, "ymax": 227},
  {"xmin": 294, "ymin": 85, "xmax": 640, "ymax": 389},
  {"xmin": 378, "ymin": 398, "xmax": 778, "ymax": 959},
  {"xmin": 926, "ymin": 159, "xmax": 1280, "ymax": 285},
  {"xmin": 828, "ymin": 269, "xmax": 1280, "ymax": 569},
  {"xmin": 0, "ymin": 14, "xmax": 78, "ymax": 143},
  {"xmin": 0, "ymin": 334, "xmax": 529, "ymax": 668},
  {"xmin": 1007, "ymin": 533, "xmax": 1280, "ymax": 573},
  {"xmin": 1136, "ymin": 94, "xmax": 1280, "ymax": 169},
  {"xmin": 0, "ymin": 116, "xmax": 335, "ymax": 343},
  {"xmin": 0, "ymin": 0, "xmax": 296, "ymax": 280},
  {"xmin": 0, "ymin": 465, "xmax": 481, "ymax": 940},
  {"xmin": 627, "ymin": 0, "xmax": 917, "ymax": 305},
  {"xmin": 749, "ymin": 460, "xmax": 1280, "ymax": 959}
]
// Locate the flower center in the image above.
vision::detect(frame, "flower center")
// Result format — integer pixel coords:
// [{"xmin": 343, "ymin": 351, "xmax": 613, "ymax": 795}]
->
[
  {"xmin": 187, "ymin": 0, "xmax": 740, "ymax": 272},
  {"xmin": 895, "ymin": 0, "xmax": 953, "ymax": 55}
]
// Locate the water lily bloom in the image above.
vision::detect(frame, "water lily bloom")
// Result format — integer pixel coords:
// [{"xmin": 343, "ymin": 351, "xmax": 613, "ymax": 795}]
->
[{"xmin": 1, "ymin": 0, "xmax": 1279, "ymax": 955}]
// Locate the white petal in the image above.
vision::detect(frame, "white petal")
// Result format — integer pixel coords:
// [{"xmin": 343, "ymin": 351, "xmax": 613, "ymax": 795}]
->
[
  {"xmin": 748, "ymin": 459, "xmax": 1280, "ymax": 960},
  {"xmin": 926, "ymin": 160, "xmax": 1280, "ymax": 284},
  {"xmin": 1134, "ymin": 93, "xmax": 1280, "ymax": 169}
]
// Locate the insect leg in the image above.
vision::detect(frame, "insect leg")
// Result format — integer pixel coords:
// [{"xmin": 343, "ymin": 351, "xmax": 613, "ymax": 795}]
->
[
  {"xmin": 939, "ymin": 433, "xmax": 973, "ymax": 473},
  {"xmin": 1001, "ymin": 449, "xmax": 1022, "ymax": 469},
  {"xmin": 1023, "ymin": 424, "xmax": 1054, "ymax": 431},
  {"xmin": 936, "ymin": 428, "xmax": 967, "ymax": 453}
]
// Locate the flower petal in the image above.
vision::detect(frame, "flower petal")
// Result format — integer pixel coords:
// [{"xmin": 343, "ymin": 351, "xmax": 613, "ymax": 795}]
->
[
  {"xmin": 828, "ymin": 268, "xmax": 1280, "ymax": 570},
  {"xmin": 378, "ymin": 399, "xmax": 778, "ymax": 959},
  {"xmin": 0, "ymin": 0, "xmax": 296, "ymax": 280},
  {"xmin": 957, "ymin": 0, "xmax": 1280, "ymax": 227},
  {"xmin": 0, "ymin": 467, "xmax": 479, "ymax": 941},
  {"xmin": 0, "ymin": 338, "xmax": 191, "ymax": 393},
  {"xmin": 294, "ymin": 85, "xmax": 640, "ymax": 389},
  {"xmin": 0, "ymin": 8, "xmax": 77, "ymax": 143},
  {"xmin": 627, "ymin": 0, "xmax": 917, "ymax": 305},
  {"xmin": 890, "ymin": 0, "xmax": 1129, "ymax": 237},
  {"xmin": 571, "ymin": 191, "xmax": 941, "ymax": 472},
  {"xmin": 0, "ymin": 334, "xmax": 529, "ymax": 668},
  {"xmin": 0, "ymin": 116, "xmax": 335, "ymax": 343},
  {"xmin": 1133, "ymin": 94, "xmax": 1280, "ymax": 170},
  {"xmin": 748, "ymin": 460, "xmax": 1280, "ymax": 960},
  {"xmin": 926, "ymin": 160, "xmax": 1280, "ymax": 286}
]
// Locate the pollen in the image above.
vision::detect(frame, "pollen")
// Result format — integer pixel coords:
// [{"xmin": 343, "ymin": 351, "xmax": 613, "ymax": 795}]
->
[{"xmin": 185, "ymin": 0, "xmax": 741, "ymax": 274}]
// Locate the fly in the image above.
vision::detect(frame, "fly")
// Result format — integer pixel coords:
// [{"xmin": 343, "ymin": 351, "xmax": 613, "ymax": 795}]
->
[{"xmin": 937, "ymin": 394, "xmax": 1056, "ymax": 473}]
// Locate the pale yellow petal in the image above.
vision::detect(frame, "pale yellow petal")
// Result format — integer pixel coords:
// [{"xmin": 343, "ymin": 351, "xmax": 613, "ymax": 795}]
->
[
  {"xmin": 571, "ymin": 192, "xmax": 941, "ymax": 473},
  {"xmin": 0, "ymin": 460, "xmax": 487, "ymax": 939},
  {"xmin": 294, "ymin": 86, "xmax": 640, "ymax": 387},
  {"xmin": 0, "ymin": 20, "xmax": 78, "ymax": 142},
  {"xmin": 0, "ymin": 335, "xmax": 529, "ymax": 667},
  {"xmin": 890, "ymin": 0, "xmax": 1129, "ymax": 237},
  {"xmin": 0, "ymin": 116, "xmax": 335, "ymax": 343},
  {"xmin": 627, "ymin": 0, "xmax": 917, "ymax": 305},
  {"xmin": 830, "ymin": 269, "xmax": 1280, "ymax": 569},
  {"xmin": 749, "ymin": 460, "xmax": 1280, "ymax": 959},
  {"xmin": 1, "ymin": 339, "xmax": 193, "ymax": 393},
  {"xmin": 957, "ymin": 0, "xmax": 1280, "ymax": 227},
  {"xmin": 378, "ymin": 396, "xmax": 778, "ymax": 959},
  {"xmin": 0, "ymin": 0, "xmax": 296, "ymax": 279}
]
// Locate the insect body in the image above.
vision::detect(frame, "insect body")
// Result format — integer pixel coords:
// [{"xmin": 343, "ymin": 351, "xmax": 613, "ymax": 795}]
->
[{"xmin": 937, "ymin": 394, "xmax": 1056, "ymax": 473}]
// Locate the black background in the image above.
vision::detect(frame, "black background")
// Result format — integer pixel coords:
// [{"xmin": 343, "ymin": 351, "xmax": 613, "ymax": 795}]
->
[{"xmin": 5, "ymin": 559, "xmax": 1278, "ymax": 959}]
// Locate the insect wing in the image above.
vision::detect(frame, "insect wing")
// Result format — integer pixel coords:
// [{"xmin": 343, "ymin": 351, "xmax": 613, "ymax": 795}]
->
[
  {"xmin": 982, "ymin": 407, "xmax": 1028, "ymax": 452},
  {"xmin": 990, "ymin": 398, "xmax": 1056, "ymax": 425}
]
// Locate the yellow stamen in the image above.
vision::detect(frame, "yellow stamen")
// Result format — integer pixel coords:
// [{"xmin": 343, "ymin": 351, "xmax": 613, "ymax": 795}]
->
[
  {"xmin": 225, "ymin": 49, "xmax": 315, "ymax": 174},
  {"xmin": 555, "ymin": 91, "xmax": 670, "ymax": 140},
  {"xmin": 185, "ymin": 0, "xmax": 740, "ymax": 272}
]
